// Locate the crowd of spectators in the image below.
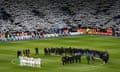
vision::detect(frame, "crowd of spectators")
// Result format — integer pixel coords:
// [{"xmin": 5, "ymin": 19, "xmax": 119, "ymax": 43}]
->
[{"xmin": 0, "ymin": 0, "xmax": 119, "ymax": 35}]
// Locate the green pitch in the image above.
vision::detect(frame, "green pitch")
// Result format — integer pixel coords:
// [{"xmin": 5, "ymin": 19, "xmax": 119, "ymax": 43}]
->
[{"xmin": 0, "ymin": 36, "xmax": 120, "ymax": 72}]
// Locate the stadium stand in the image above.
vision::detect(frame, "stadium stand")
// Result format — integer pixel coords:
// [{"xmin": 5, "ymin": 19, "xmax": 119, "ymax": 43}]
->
[{"xmin": 0, "ymin": 0, "xmax": 120, "ymax": 37}]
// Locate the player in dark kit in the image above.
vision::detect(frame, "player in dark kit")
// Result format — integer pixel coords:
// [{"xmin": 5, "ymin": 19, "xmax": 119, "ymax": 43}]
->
[
  {"xmin": 25, "ymin": 49, "xmax": 28, "ymax": 56},
  {"xmin": 44, "ymin": 48, "xmax": 47, "ymax": 55},
  {"xmin": 91, "ymin": 51, "xmax": 96, "ymax": 64},
  {"xmin": 75, "ymin": 54, "xmax": 78, "ymax": 63},
  {"xmin": 23, "ymin": 49, "xmax": 26, "ymax": 56},
  {"xmin": 27, "ymin": 49, "xmax": 30, "ymax": 57},
  {"xmin": 78, "ymin": 54, "xmax": 81, "ymax": 63},
  {"xmin": 69, "ymin": 55, "xmax": 73, "ymax": 64},
  {"xmin": 35, "ymin": 48, "xmax": 39, "ymax": 55},
  {"xmin": 44, "ymin": 48, "xmax": 50, "ymax": 55},
  {"xmin": 102, "ymin": 51, "xmax": 109, "ymax": 64},
  {"xmin": 86, "ymin": 50, "xmax": 91, "ymax": 64},
  {"xmin": 62, "ymin": 55, "xmax": 67, "ymax": 65},
  {"xmin": 17, "ymin": 50, "xmax": 22, "ymax": 58},
  {"xmin": 71, "ymin": 55, "xmax": 75, "ymax": 63}
]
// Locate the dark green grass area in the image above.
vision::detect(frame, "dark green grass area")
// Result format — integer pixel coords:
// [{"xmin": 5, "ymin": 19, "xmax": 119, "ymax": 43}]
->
[{"xmin": 0, "ymin": 36, "xmax": 120, "ymax": 72}]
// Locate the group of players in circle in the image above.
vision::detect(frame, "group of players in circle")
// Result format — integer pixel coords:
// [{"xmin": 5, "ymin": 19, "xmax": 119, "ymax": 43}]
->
[{"xmin": 44, "ymin": 47, "xmax": 109, "ymax": 65}]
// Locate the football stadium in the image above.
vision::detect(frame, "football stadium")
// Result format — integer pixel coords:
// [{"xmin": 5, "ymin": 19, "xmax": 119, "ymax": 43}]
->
[{"xmin": 0, "ymin": 0, "xmax": 120, "ymax": 72}]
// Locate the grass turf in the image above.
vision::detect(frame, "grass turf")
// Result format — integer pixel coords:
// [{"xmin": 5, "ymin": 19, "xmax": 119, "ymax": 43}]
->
[{"xmin": 0, "ymin": 36, "xmax": 120, "ymax": 72}]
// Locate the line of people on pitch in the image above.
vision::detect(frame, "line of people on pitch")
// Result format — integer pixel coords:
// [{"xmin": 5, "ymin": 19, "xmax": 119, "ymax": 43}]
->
[
  {"xmin": 61, "ymin": 54, "xmax": 81, "ymax": 65},
  {"xmin": 17, "ymin": 48, "xmax": 39, "ymax": 58},
  {"xmin": 17, "ymin": 49, "xmax": 30, "ymax": 57},
  {"xmin": 44, "ymin": 47, "xmax": 109, "ymax": 65}
]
